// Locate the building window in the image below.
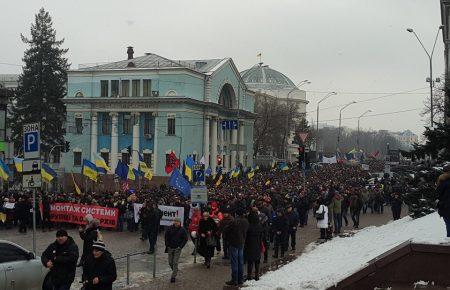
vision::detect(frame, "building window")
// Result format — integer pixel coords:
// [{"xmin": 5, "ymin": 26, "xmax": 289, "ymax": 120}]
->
[
  {"xmin": 144, "ymin": 113, "xmax": 151, "ymax": 135},
  {"xmin": 102, "ymin": 114, "xmax": 111, "ymax": 135},
  {"xmin": 75, "ymin": 92, "xmax": 84, "ymax": 98},
  {"xmin": 143, "ymin": 152, "xmax": 152, "ymax": 168},
  {"xmin": 100, "ymin": 152, "xmax": 109, "ymax": 166},
  {"xmin": 132, "ymin": 80, "xmax": 140, "ymax": 97},
  {"xmin": 101, "ymin": 80, "xmax": 109, "ymax": 97},
  {"xmin": 167, "ymin": 117, "xmax": 175, "ymax": 135},
  {"xmin": 123, "ymin": 114, "xmax": 131, "ymax": 135},
  {"xmin": 121, "ymin": 80, "xmax": 130, "ymax": 97},
  {"xmin": 74, "ymin": 151, "xmax": 82, "ymax": 166},
  {"xmin": 122, "ymin": 152, "xmax": 130, "ymax": 164},
  {"xmin": 111, "ymin": 80, "xmax": 119, "ymax": 97},
  {"xmin": 143, "ymin": 79, "xmax": 152, "ymax": 97},
  {"xmin": 75, "ymin": 116, "xmax": 83, "ymax": 134}
]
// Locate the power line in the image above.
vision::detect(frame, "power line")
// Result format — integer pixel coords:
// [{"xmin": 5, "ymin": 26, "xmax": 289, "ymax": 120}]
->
[
  {"xmin": 306, "ymin": 88, "xmax": 428, "ymax": 95},
  {"xmin": 0, "ymin": 62, "xmax": 22, "ymax": 67},
  {"xmin": 318, "ymin": 107, "xmax": 421, "ymax": 123}
]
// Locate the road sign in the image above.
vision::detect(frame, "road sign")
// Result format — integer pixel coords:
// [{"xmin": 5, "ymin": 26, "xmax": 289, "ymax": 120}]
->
[
  {"xmin": 193, "ymin": 169, "xmax": 205, "ymax": 183},
  {"xmin": 23, "ymin": 123, "xmax": 40, "ymax": 159},
  {"xmin": 22, "ymin": 174, "xmax": 42, "ymax": 188},
  {"xmin": 23, "ymin": 160, "xmax": 41, "ymax": 172},
  {"xmin": 229, "ymin": 144, "xmax": 247, "ymax": 151},
  {"xmin": 191, "ymin": 186, "xmax": 208, "ymax": 204}
]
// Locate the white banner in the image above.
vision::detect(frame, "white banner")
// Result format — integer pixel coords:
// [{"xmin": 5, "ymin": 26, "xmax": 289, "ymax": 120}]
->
[
  {"xmin": 133, "ymin": 203, "xmax": 184, "ymax": 226},
  {"xmin": 4, "ymin": 202, "xmax": 15, "ymax": 209},
  {"xmin": 362, "ymin": 164, "xmax": 370, "ymax": 171},
  {"xmin": 322, "ymin": 156, "xmax": 337, "ymax": 164}
]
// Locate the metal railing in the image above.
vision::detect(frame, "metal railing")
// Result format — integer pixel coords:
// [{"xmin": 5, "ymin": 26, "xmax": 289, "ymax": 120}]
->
[{"xmin": 114, "ymin": 248, "xmax": 157, "ymax": 286}]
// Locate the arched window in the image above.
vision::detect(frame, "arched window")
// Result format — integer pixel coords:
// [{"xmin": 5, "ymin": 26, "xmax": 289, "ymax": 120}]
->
[
  {"xmin": 75, "ymin": 91, "xmax": 84, "ymax": 97},
  {"xmin": 219, "ymin": 84, "xmax": 236, "ymax": 109}
]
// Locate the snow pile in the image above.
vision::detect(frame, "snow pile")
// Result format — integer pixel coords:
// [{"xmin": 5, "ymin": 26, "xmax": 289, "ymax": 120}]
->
[{"xmin": 247, "ymin": 213, "xmax": 448, "ymax": 290}]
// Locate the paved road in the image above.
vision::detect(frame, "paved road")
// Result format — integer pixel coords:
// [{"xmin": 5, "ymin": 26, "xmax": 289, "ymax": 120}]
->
[{"xmin": 1, "ymin": 207, "xmax": 406, "ymax": 289}]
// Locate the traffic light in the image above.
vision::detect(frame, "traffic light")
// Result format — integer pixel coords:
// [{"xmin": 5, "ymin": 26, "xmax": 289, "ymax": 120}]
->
[{"xmin": 217, "ymin": 156, "xmax": 222, "ymax": 166}]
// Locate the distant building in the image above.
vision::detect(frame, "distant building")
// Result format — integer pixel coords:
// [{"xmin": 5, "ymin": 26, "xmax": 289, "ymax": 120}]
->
[
  {"xmin": 391, "ymin": 130, "xmax": 418, "ymax": 147},
  {"xmin": 63, "ymin": 48, "xmax": 255, "ymax": 178},
  {"xmin": 241, "ymin": 63, "xmax": 308, "ymax": 162},
  {"xmin": 0, "ymin": 74, "xmax": 19, "ymax": 90},
  {"xmin": 0, "ymin": 74, "xmax": 18, "ymax": 165}
]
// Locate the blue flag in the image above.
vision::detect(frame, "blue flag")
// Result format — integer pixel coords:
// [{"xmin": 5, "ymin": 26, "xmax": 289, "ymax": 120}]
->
[
  {"xmin": 115, "ymin": 160, "xmax": 128, "ymax": 180},
  {"xmin": 169, "ymin": 168, "xmax": 191, "ymax": 198}
]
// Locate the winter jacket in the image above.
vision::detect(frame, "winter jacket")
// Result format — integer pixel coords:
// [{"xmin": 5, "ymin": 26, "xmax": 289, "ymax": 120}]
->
[
  {"xmin": 316, "ymin": 205, "xmax": 329, "ymax": 229},
  {"xmin": 285, "ymin": 210, "xmax": 299, "ymax": 231},
  {"xmin": 226, "ymin": 216, "xmax": 250, "ymax": 248},
  {"xmin": 437, "ymin": 178, "xmax": 450, "ymax": 218},
  {"xmin": 219, "ymin": 215, "xmax": 234, "ymax": 241},
  {"xmin": 391, "ymin": 196, "xmax": 403, "ymax": 211},
  {"xmin": 271, "ymin": 214, "xmax": 289, "ymax": 235},
  {"xmin": 41, "ymin": 236, "xmax": 79, "ymax": 286},
  {"xmin": 165, "ymin": 225, "xmax": 188, "ymax": 249},
  {"xmin": 80, "ymin": 227, "xmax": 99, "ymax": 259},
  {"xmin": 82, "ymin": 251, "xmax": 117, "ymax": 290},
  {"xmin": 330, "ymin": 193, "xmax": 342, "ymax": 214},
  {"xmin": 244, "ymin": 222, "xmax": 264, "ymax": 262},
  {"xmin": 143, "ymin": 207, "xmax": 163, "ymax": 232},
  {"xmin": 188, "ymin": 210, "xmax": 201, "ymax": 234},
  {"xmin": 350, "ymin": 195, "xmax": 363, "ymax": 213},
  {"xmin": 198, "ymin": 217, "xmax": 217, "ymax": 257}
]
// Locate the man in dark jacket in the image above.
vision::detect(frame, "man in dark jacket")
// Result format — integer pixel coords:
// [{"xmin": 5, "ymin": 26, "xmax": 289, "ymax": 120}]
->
[
  {"xmin": 285, "ymin": 205, "xmax": 299, "ymax": 251},
  {"xmin": 219, "ymin": 208, "xmax": 234, "ymax": 260},
  {"xmin": 437, "ymin": 167, "xmax": 450, "ymax": 237},
  {"xmin": 16, "ymin": 197, "xmax": 30, "ymax": 233},
  {"xmin": 391, "ymin": 193, "xmax": 403, "ymax": 220},
  {"xmin": 272, "ymin": 208, "xmax": 289, "ymax": 258},
  {"xmin": 225, "ymin": 208, "xmax": 249, "ymax": 286},
  {"xmin": 41, "ymin": 229, "xmax": 79, "ymax": 290},
  {"xmin": 146, "ymin": 202, "xmax": 163, "ymax": 254},
  {"xmin": 82, "ymin": 241, "xmax": 117, "ymax": 290},
  {"xmin": 165, "ymin": 218, "xmax": 188, "ymax": 283}
]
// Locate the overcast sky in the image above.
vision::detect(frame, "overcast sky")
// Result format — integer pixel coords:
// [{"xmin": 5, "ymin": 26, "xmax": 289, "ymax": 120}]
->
[{"xmin": 0, "ymin": 0, "xmax": 444, "ymax": 138}]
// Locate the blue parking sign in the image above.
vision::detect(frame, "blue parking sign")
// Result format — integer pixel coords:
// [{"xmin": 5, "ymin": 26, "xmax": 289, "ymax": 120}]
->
[{"xmin": 23, "ymin": 123, "xmax": 40, "ymax": 159}]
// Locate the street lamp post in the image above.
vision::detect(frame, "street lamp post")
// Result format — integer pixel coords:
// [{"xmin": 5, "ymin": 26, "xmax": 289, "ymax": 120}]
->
[
  {"xmin": 337, "ymin": 101, "xmax": 356, "ymax": 152},
  {"xmin": 357, "ymin": 110, "xmax": 372, "ymax": 151},
  {"xmin": 407, "ymin": 25, "xmax": 443, "ymax": 127},
  {"xmin": 316, "ymin": 92, "xmax": 336, "ymax": 160},
  {"xmin": 284, "ymin": 80, "xmax": 310, "ymax": 161}
]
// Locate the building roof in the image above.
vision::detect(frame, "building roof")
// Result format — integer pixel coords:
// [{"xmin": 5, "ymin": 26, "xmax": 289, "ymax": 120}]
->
[
  {"xmin": 74, "ymin": 53, "xmax": 225, "ymax": 74},
  {"xmin": 0, "ymin": 74, "xmax": 19, "ymax": 89}
]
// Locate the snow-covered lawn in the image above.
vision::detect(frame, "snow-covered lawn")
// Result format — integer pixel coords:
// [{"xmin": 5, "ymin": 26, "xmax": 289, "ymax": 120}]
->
[{"xmin": 246, "ymin": 213, "xmax": 448, "ymax": 290}]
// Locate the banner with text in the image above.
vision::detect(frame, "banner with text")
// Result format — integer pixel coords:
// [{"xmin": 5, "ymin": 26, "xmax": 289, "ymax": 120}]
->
[
  {"xmin": 133, "ymin": 203, "xmax": 184, "ymax": 226},
  {"xmin": 47, "ymin": 203, "xmax": 118, "ymax": 228}
]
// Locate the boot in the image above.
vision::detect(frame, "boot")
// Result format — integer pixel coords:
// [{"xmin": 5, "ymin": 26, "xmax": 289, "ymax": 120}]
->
[
  {"xmin": 246, "ymin": 264, "xmax": 253, "ymax": 281},
  {"xmin": 255, "ymin": 263, "xmax": 260, "ymax": 281}
]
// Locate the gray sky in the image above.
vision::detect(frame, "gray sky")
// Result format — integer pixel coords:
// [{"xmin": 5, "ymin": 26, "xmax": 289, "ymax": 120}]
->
[{"xmin": 0, "ymin": 0, "xmax": 444, "ymax": 138}]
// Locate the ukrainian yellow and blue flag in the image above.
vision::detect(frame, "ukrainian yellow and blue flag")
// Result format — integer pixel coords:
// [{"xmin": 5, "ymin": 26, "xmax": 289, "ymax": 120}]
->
[
  {"xmin": 127, "ymin": 165, "xmax": 139, "ymax": 181},
  {"xmin": 0, "ymin": 159, "xmax": 10, "ymax": 181},
  {"xmin": 137, "ymin": 152, "xmax": 152, "ymax": 180},
  {"xmin": 71, "ymin": 172, "xmax": 82, "ymax": 195},
  {"xmin": 247, "ymin": 167, "xmax": 255, "ymax": 179},
  {"xmin": 185, "ymin": 156, "xmax": 194, "ymax": 182},
  {"xmin": 94, "ymin": 153, "xmax": 110, "ymax": 174},
  {"xmin": 82, "ymin": 159, "xmax": 98, "ymax": 181},
  {"xmin": 41, "ymin": 163, "xmax": 57, "ymax": 182},
  {"xmin": 13, "ymin": 157, "xmax": 23, "ymax": 173},
  {"xmin": 231, "ymin": 167, "xmax": 240, "ymax": 178},
  {"xmin": 279, "ymin": 162, "xmax": 289, "ymax": 171}
]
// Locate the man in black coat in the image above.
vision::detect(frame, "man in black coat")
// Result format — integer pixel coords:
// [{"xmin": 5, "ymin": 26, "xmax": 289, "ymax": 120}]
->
[
  {"xmin": 165, "ymin": 218, "xmax": 188, "ymax": 283},
  {"xmin": 285, "ymin": 205, "xmax": 299, "ymax": 251},
  {"xmin": 146, "ymin": 202, "xmax": 163, "ymax": 254},
  {"xmin": 437, "ymin": 167, "xmax": 450, "ymax": 237},
  {"xmin": 391, "ymin": 193, "xmax": 403, "ymax": 220},
  {"xmin": 82, "ymin": 241, "xmax": 117, "ymax": 290},
  {"xmin": 41, "ymin": 229, "xmax": 79, "ymax": 290},
  {"xmin": 15, "ymin": 197, "xmax": 30, "ymax": 233},
  {"xmin": 272, "ymin": 208, "xmax": 289, "ymax": 258}
]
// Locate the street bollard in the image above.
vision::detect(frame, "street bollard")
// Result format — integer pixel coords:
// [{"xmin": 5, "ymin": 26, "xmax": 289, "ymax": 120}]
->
[{"xmin": 126, "ymin": 254, "xmax": 130, "ymax": 285}]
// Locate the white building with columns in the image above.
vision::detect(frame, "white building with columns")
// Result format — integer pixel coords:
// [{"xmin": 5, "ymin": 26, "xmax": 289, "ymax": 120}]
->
[{"xmin": 62, "ymin": 48, "xmax": 255, "ymax": 180}]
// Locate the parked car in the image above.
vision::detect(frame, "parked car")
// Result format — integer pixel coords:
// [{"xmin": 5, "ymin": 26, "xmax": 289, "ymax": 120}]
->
[{"xmin": 0, "ymin": 240, "xmax": 48, "ymax": 290}]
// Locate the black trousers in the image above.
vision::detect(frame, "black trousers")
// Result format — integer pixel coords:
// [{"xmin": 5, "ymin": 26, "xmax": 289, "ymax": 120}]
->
[
  {"xmin": 148, "ymin": 230, "xmax": 157, "ymax": 251},
  {"xmin": 247, "ymin": 259, "xmax": 260, "ymax": 279},
  {"xmin": 286, "ymin": 230, "xmax": 296, "ymax": 250},
  {"xmin": 273, "ymin": 233, "xmax": 285, "ymax": 257}
]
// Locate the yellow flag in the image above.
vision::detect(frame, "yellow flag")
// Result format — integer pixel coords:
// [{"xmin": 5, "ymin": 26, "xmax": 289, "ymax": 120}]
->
[
  {"xmin": 144, "ymin": 169, "xmax": 153, "ymax": 181},
  {"xmin": 71, "ymin": 172, "xmax": 82, "ymax": 195}
]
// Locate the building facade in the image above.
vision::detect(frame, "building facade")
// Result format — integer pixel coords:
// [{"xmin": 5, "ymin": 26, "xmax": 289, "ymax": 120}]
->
[
  {"xmin": 391, "ymin": 130, "xmax": 419, "ymax": 148},
  {"xmin": 241, "ymin": 63, "xmax": 308, "ymax": 162},
  {"xmin": 63, "ymin": 49, "xmax": 255, "ymax": 177}
]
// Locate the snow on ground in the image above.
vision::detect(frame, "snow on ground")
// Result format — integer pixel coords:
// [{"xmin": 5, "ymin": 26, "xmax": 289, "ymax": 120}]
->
[{"xmin": 246, "ymin": 213, "xmax": 449, "ymax": 290}]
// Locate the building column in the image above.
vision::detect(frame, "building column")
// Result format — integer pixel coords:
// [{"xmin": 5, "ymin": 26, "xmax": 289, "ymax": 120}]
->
[
  {"xmin": 210, "ymin": 118, "xmax": 218, "ymax": 174},
  {"xmin": 203, "ymin": 116, "xmax": 210, "ymax": 169},
  {"xmin": 132, "ymin": 112, "xmax": 140, "ymax": 169},
  {"xmin": 110, "ymin": 112, "xmax": 119, "ymax": 172},
  {"xmin": 238, "ymin": 121, "xmax": 244, "ymax": 166},
  {"xmin": 231, "ymin": 127, "xmax": 237, "ymax": 168},
  {"xmin": 91, "ymin": 112, "xmax": 98, "ymax": 161}
]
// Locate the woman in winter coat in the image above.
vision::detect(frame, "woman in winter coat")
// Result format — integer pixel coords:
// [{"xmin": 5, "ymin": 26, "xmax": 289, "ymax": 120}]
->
[
  {"xmin": 315, "ymin": 198, "xmax": 329, "ymax": 240},
  {"xmin": 244, "ymin": 212, "xmax": 264, "ymax": 281},
  {"xmin": 188, "ymin": 207, "xmax": 202, "ymax": 254},
  {"xmin": 79, "ymin": 214, "xmax": 100, "ymax": 267},
  {"xmin": 197, "ymin": 211, "xmax": 217, "ymax": 268}
]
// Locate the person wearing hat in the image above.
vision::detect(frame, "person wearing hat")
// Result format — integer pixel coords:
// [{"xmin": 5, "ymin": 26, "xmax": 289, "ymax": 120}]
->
[
  {"xmin": 82, "ymin": 240, "xmax": 117, "ymax": 290},
  {"xmin": 41, "ymin": 229, "xmax": 79, "ymax": 290},
  {"xmin": 78, "ymin": 214, "xmax": 100, "ymax": 267},
  {"xmin": 437, "ymin": 164, "xmax": 450, "ymax": 237},
  {"xmin": 164, "ymin": 217, "xmax": 188, "ymax": 283}
]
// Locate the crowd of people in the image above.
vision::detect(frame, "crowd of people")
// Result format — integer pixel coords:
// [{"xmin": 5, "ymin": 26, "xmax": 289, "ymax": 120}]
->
[{"xmin": 2, "ymin": 161, "xmax": 447, "ymax": 287}]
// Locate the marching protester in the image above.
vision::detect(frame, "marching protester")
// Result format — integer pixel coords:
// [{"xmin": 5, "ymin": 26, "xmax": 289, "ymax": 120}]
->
[
  {"xmin": 437, "ymin": 164, "xmax": 450, "ymax": 237},
  {"xmin": 82, "ymin": 240, "xmax": 117, "ymax": 290},
  {"xmin": 391, "ymin": 193, "xmax": 403, "ymax": 220},
  {"xmin": 244, "ymin": 211, "xmax": 264, "ymax": 281},
  {"xmin": 285, "ymin": 204, "xmax": 299, "ymax": 251},
  {"xmin": 41, "ymin": 229, "xmax": 79, "ymax": 290},
  {"xmin": 145, "ymin": 202, "xmax": 163, "ymax": 254},
  {"xmin": 198, "ymin": 211, "xmax": 217, "ymax": 268},
  {"xmin": 315, "ymin": 198, "xmax": 329, "ymax": 240},
  {"xmin": 272, "ymin": 208, "xmax": 288, "ymax": 258},
  {"xmin": 219, "ymin": 207, "xmax": 234, "ymax": 260},
  {"xmin": 225, "ymin": 208, "xmax": 249, "ymax": 286},
  {"xmin": 79, "ymin": 214, "xmax": 100, "ymax": 267},
  {"xmin": 164, "ymin": 217, "xmax": 188, "ymax": 283},
  {"xmin": 350, "ymin": 193, "xmax": 363, "ymax": 229}
]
